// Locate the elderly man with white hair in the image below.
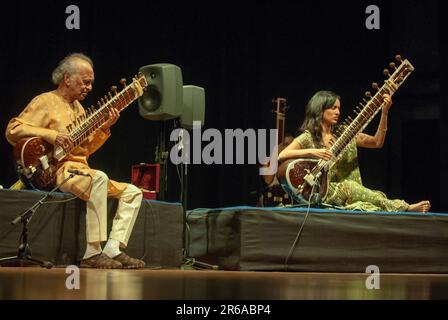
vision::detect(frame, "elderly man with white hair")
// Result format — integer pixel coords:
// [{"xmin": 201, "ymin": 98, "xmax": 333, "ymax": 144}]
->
[{"xmin": 6, "ymin": 53, "xmax": 145, "ymax": 269}]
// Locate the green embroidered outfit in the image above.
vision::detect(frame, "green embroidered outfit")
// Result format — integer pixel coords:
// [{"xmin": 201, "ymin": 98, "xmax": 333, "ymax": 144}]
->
[{"xmin": 294, "ymin": 130, "xmax": 409, "ymax": 212}]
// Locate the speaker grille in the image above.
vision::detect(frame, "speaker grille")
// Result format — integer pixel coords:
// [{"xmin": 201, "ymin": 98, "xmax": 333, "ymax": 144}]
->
[
  {"xmin": 140, "ymin": 85, "xmax": 161, "ymax": 112},
  {"xmin": 138, "ymin": 63, "xmax": 183, "ymax": 120}
]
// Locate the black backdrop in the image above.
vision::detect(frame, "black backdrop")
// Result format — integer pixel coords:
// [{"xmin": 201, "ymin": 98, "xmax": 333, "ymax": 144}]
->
[{"xmin": 0, "ymin": 0, "xmax": 444, "ymax": 211}]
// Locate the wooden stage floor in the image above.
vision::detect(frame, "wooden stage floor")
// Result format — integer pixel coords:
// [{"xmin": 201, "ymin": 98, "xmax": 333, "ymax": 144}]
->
[{"xmin": 0, "ymin": 267, "xmax": 447, "ymax": 300}]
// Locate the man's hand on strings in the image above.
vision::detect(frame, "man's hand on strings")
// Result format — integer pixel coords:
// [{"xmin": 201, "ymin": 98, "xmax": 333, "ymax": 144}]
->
[
  {"xmin": 55, "ymin": 134, "xmax": 73, "ymax": 153},
  {"xmin": 102, "ymin": 108, "xmax": 120, "ymax": 131}
]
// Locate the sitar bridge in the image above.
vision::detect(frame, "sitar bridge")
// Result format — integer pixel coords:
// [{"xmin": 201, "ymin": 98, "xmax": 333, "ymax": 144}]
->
[{"xmin": 304, "ymin": 173, "xmax": 317, "ymax": 187}]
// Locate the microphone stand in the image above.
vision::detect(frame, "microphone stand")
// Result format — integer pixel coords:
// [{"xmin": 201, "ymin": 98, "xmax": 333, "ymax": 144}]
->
[
  {"xmin": 0, "ymin": 173, "xmax": 77, "ymax": 268},
  {"xmin": 175, "ymin": 121, "xmax": 218, "ymax": 270},
  {"xmin": 308, "ymin": 173, "xmax": 340, "ymax": 209}
]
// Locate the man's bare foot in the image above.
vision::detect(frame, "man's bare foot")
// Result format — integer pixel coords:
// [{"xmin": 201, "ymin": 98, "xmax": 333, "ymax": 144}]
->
[{"xmin": 408, "ymin": 201, "xmax": 431, "ymax": 213}]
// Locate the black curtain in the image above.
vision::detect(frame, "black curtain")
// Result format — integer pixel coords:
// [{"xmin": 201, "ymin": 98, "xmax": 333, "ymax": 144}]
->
[{"xmin": 0, "ymin": 0, "xmax": 442, "ymax": 211}]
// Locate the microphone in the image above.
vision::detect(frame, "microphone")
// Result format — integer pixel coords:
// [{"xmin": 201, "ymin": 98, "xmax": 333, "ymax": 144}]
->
[{"xmin": 68, "ymin": 169, "xmax": 90, "ymax": 177}]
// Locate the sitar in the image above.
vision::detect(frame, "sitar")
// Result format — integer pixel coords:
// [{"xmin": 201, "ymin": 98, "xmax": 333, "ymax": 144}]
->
[
  {"xmin": 13, "ymin": 74, "xmax": 148, "ymax": 190},
  {"xmin": 277, "ymin": 55, "xmax": 414, "ymax": 204},
  {"xmin": 261, "ymin": 97, "xmax": 293, "ymax": 207}
]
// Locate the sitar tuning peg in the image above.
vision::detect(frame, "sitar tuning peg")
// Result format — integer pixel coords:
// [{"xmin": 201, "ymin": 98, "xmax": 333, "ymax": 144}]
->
[
  {"xmin": 389, "ymin": 62, "xmax": 396, "ymax": 70},
  {"xmin": 111, "ymin": 86, "xmax": 118, "ymax": 95},
  {"xmin": 108, "ymin": 92, "xmax": 113, "ymax": 99},
  {"xmin": 365, "ymin": 91, "xmax": 372, "ymax": 99},
  {"xmin": 120, "ymin": 78, "xmax": 127, "ymax": 87},
  {"xmin": 383, "ymin": 69, "xmax": 390, "ymax": 77},
  {"xmin": 395, "ymin": 54, "xmax": 402, "ymax": 63},
  {"xmin": 372, "ymin": 82, "xmax": 379, "ymax": 90}
]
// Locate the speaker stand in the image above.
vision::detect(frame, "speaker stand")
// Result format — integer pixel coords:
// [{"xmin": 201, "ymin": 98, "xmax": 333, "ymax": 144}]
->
[
  {"xmin": 172, "ymin": 121, "xmax": 218, "ymax": 270},
  {"xmin": 155, "ymin": 122, "xmax": 169, "ymax": 201}
]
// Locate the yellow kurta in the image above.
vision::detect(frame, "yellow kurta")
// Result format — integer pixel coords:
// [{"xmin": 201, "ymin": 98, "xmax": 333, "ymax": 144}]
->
[{"xmin": 5, "ymin": 90, "xmax": 128, "ymax": 200}]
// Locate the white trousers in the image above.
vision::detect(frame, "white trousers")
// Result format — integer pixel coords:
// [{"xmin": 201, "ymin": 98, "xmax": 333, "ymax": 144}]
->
[{"xmin": 86, "ymin": 171, "xmax": 143, "ymax": 247}]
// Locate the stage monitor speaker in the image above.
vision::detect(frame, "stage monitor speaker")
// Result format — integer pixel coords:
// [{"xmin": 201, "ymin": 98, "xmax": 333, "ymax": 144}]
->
[
  {"xmin": 138, "ymin": 63, "xmax": 183, "ymax": 120},
  {"xmin": 181, "ymin": 85, "xmax": 205, "ymax": 129}
]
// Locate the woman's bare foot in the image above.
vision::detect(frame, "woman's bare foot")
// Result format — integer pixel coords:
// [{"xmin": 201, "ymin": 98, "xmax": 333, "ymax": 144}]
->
[{"xmin": 408, "ymin": 201, "xmax": 431, "ymax": 213}]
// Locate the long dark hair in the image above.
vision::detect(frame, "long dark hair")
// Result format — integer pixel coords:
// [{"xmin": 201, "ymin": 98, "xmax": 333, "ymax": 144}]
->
[{"xmin": 300, "ymin": 90, "xmax": 340, "ymax": 147}]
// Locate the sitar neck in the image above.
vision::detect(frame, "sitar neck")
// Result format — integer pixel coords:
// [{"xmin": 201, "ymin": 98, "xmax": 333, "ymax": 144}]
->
[
  {"xmin": 69, "ymin": 75, "xmax": 147, "ymax": 148},
  {"xmin": 329, "ymin": 57, "xmax": 414, "ymax": 159},
  {"xmin": 273, "ymin": 97, "xmax": 287, "ymax": 145}
]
